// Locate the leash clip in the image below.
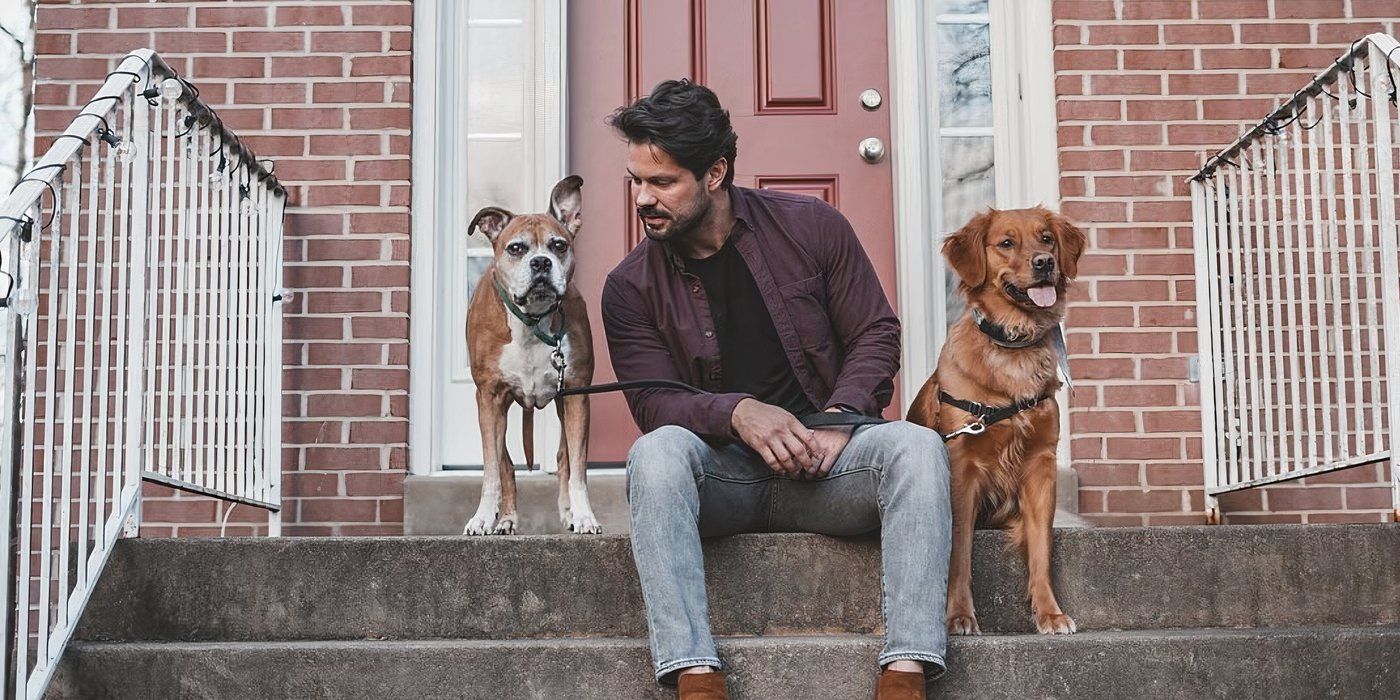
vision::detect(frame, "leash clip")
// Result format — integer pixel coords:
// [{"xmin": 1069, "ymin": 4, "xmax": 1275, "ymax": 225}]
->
[
  {"xmin": 550, "ymin": 347, "xmax": 567, "ymax": 393},
  {"xmin": 945, "ymin": 418, "xmax": 987, "ymax": 441}
]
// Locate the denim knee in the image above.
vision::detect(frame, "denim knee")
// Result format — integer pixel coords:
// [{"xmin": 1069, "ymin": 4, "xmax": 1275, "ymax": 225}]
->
[
  {"xmin": 878, "ymin": 422, "xmax": 951, "ymax": 489},
  {"xmin": 626, "ymin": 425, "xmax": 705, "ymax": 502}
]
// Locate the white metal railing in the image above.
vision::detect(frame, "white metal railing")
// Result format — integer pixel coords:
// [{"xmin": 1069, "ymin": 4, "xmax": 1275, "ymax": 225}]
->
[
  {"xmin": 0, "ymin": 49, "xmax": 286, "ymax": 698},
  {"xmin": 1191, "ymin": 33, "xmax": 1400, "ymax": 523}
]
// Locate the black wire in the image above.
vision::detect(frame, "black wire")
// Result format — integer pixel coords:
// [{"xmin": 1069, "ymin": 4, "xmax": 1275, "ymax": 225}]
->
[
  {"xmin": 1347, "ymin": 39, "xmax": 1372, "ymax": 98},
  {"xmin": 1386, "ymin": 46, "xmax": 1400, "ymax": 104},
  {"xmin": 107, "ymin": 70, "xmax": 143, "ymax": 83},
  {"xmin": 9, "ymin": 165, "xmax": 64, "ymax": 230}
]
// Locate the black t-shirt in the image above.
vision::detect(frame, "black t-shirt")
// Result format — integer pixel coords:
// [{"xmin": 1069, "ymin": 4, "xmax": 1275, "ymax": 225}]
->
[{"xmin": 685, "ymin": 240, "xmax": 816, "ymax": 417}]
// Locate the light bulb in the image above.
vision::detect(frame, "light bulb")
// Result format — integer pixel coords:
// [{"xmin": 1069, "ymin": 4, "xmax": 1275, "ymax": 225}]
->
[
  {"xmin": 159, "ymin": 78, "xmax": 184, "ymax": 101},
  {"xmin": 208, "ymin": 168, "xmax": 225, "ymax": 185},
  {"xmin": 112, "ymin": 140, "xmax": 137, "ymax": 163},
  {"xmin": 6, "ymin": 287, "xmax": 37, "ymax": 316},
  {"xmin": 240, "ymin": 198, "xmax": 256, "ymax": 216}
]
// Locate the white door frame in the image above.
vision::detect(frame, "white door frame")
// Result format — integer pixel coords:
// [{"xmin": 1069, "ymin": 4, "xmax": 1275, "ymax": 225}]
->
[
  {"xmin": 888, "ymin": 0, "xmax": 1061, "ymax": 405},
  {"xmin": 410, "ymin": 0, "xmax": 569, "ymax": 476}
]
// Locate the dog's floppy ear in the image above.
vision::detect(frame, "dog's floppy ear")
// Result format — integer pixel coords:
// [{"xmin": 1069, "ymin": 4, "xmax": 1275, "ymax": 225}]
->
[
  {"xmin": 549, "ymin": 175, "xmax": 584, "ymax": 235},
  {"xmin": 943, "ymin": 211, "xmax": 992, "ymax": 288},
  {"xmin": 1048, "ymin": 210, "xmax": 1087, "ymax": 280},
  {"xmin": 469, "ymin": 206, "xmax": 514, "ymax": 242}
]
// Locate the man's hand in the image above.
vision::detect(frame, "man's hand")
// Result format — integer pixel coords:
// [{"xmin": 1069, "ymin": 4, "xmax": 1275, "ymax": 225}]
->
[
  {"xmin": 731, "ymin": 398, "xmax": 817, "ymax": 475},
  {"xmin": 801, "ymin": 426, "xmax": 852, "ymax": 480}
]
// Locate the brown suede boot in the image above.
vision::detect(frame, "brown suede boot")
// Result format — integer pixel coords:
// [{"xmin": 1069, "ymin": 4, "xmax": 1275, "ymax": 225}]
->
[
  {"xmin": 876, "ymin": 668, "xmax": 925, "ymax": 700},
  {"xmin": 677, "ymin": 671, "xmax": 729, "ymax": 700}
]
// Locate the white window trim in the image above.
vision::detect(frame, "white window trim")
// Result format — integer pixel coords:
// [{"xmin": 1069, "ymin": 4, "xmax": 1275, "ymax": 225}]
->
[
  {"xmin": 888, "ymin": 0, "xmax": 1060, "ymax": 410},
  {"xmin": 410, "ymin": 0, "xmax": 569, "ymax": 475}
]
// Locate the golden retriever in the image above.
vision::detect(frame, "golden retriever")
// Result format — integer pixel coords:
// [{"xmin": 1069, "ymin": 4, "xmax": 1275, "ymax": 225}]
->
[{"xmin": 907, "ymin": 206, "xmax": 1086, "ymax": 636}]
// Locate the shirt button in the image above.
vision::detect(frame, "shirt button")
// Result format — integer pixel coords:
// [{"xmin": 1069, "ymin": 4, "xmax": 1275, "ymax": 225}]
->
[
  {"xmin": 691, "ymin": 283, "xmax": 702, "ymax": 294},
  {"xmin": 703, "ymin": 330, "xmax": 714, "ymax": 339}
]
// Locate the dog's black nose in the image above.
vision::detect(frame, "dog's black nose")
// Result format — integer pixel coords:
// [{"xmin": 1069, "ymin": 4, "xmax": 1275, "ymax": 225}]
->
[
  {"xmin": 530, "ymin": 256, "xmax": 552, "ymax": 273},
  {"xmin": 1032, "ymin": 254, "xmax": 1055, "ymax": 272}
]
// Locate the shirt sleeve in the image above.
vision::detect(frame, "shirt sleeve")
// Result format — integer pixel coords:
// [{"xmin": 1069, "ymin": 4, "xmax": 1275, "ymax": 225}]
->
[
  {"xmin": 600, "ymin": 274, "xmax": 754, "ymax": 440},
  {"xmin": 811, "ymin": 201, "xmax": 902, "ymax": 415}
]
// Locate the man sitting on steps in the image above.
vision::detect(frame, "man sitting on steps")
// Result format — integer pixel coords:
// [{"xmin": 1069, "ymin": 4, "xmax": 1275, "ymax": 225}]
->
[{"xmin": 601, "ymin": 79, "xmax": 953, "ymax": 700}]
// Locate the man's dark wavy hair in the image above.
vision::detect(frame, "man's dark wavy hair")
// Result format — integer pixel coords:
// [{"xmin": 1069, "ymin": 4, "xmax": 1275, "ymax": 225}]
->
[{"xmin": 608, "ymin": 79, "xmax": 738, "ymax": 188}]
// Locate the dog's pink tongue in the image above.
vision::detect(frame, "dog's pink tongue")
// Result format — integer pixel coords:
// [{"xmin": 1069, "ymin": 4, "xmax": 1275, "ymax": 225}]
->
[{"xmin": 1028, "ymin": 285, "xmax": 1058, "ymax": 308}]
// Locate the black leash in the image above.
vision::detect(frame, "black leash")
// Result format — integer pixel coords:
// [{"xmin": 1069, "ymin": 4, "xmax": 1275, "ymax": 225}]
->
[
  {"xmin": 557, "ymin": 379, "xmax": 886, "ymax": 429},
  {"xmin": 937, "ymin": 390, "xmax": 1055, "ymax": 441}
]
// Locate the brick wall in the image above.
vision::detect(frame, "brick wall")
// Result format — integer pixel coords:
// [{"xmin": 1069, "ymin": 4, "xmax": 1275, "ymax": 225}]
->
[
  {"xmin": 1054, "ymin": 0, "xmax": 1396, "ymax": 525},
  {"xmin": 33, "ymin": 0, "xmax": 412, "ymax": 536}
]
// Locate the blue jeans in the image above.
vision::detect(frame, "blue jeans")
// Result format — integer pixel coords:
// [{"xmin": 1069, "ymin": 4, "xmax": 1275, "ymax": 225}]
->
[{"xmin": 625, "ymin": 421, "xmax": 953, "ymax": 684}]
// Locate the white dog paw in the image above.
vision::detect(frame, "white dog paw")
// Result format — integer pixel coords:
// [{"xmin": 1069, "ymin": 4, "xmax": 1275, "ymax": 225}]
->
[
  {"xmin": 558, "ymin": 507, "xmax": 573, "ymax": 530},
  {"xmin": 569, "ymin": 512, "xmax": 603, "ymax": 534},
  {"xmin": 492, "ymin": 515, "xmax": 518, "ymax": 535},
  {"xmin": 462, "ymin": 514, "xmax": 495, "ymax": 536}
]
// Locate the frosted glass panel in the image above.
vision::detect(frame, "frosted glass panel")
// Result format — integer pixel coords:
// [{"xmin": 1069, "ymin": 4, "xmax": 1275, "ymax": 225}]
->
[
  {"xmin": 937, "ymin": 22, "xmax": 992, "ymax": 128},
  {"xmin": 466, "ymin": 138, "xmax": 527, "ymax": 236},
  {"xmin": 940, "ymin": 136, "xmax": 995, "ymax": 327},
  {"xmin": 937, "ymin": 0, "xmax": 988, "ymax": 14},
  {"xmin": 466, "ymin": 25, "xmax": 526, "ymax": 134}
]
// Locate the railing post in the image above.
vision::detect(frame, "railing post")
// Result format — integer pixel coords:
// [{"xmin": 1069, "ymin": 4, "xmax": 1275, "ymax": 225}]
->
[
  {"xmin": 1368, "ymin": 38, "xmax": 1400, "ymax": 523},
  {"xmin": 266, "ymin": 193, "xmax": 286, "ymax": 538},
  {"xmin": 1190, "ymin": 179, "xmax": 1222, "ymax": 523},
  {"xmin": 121, "ymin": 78, "xmax": 155, "ymax": 533},
  {"xmin": 0, "ymin": 212, "xmax": 28, "ymax": 700}
]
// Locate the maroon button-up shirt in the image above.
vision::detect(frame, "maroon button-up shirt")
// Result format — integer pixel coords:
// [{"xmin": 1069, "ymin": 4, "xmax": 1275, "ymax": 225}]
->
[{"xmin": 600, "ymin": 186, "xmax": 901, "ymax": 441}]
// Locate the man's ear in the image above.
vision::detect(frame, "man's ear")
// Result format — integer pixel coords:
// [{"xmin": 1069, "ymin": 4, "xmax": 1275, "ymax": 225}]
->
[
  {"xmin": 704, "ymin": 158, "xmax": 728, "ymax": 193},
  {"xmin": 548, "ymin": 175, "xmax": 584, "ymax": 235},
  {"xmin": 468, "ymin": 206, "xmax": 514, "ymax": 242},
  {"xmin": 1048, "ymin": 210, "xmax": 1087, "ymax": 279},
  {"xmin": 943, "ymin": 210, "xmax": 993, "ymax": 288}
]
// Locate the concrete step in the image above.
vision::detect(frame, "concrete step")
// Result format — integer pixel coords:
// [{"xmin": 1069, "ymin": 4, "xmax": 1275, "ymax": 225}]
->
[
  {"xmin": 74, "ymin": 525, "xmax": 1399, "ymax": 641},
  {"xmin": 50, "ymin": 625, "xmax": 1400, "ymax": 699},
  {"xmin": 403, "ymin": 472, "xmax": 1089, "ymax": 535}
]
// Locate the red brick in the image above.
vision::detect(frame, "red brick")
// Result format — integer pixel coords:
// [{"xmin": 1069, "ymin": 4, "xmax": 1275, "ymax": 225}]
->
[
  {"xmin": 310, "ymin": 31, "xmax": 382, "ymax": 53},
  {"xmin": 1317, "ymin": 22, "xmax": 1387, "ymax": 43},
  {"xmin": 286, "ymin": 317, "xmax": 345, "ymax": 340},
  {"xmin": 1058, "ymin": 100, "xmax": 1121, "ymax": 121},
  {"xmin": 1068, "ymin": 306, "xmax": 1135, "ymax": 327},
  {"xmin": 306, "ymin": 395, "xmax": 384, "ymax": 419},
  {"xmin": 286, "ymin": 368, "xmax": 344, "ymax": 392},
  {"xmin": 1273, "ymin": 0, "xmax": 1346, "ymax": 19},
  {"xmin": 283, "ymin": 471, "xmax": 340, "ymax": 497},
  {"xmin": 234, "ymin": 82, "xmax": 307, "ymax": 104},
  {"xmin": 304, "ymin": 185, "xmax": 382, "ymax": 207},
  {"xmin": 1199, "ymin": 1, "xmax": 1269, "ymax": 19},
  {"xmin": 351, "ymin": 369, "xmax": 410, "ymax": 391},
  {"xmin": 35, "ymin": 57, "xmax": 107, "ymax": 80},
  {"xmin": 1123, "ymin": 49, "xmax": 1193, "ymax": 70},
  {"xmin": 1125, "ymin": 99, "xmax": 1196, "ymax": 121},
  {"xmin": 1060, "ymin": 150, "xmax": 1125, "ymax": 172},
  {"xmin": 353, "ymin": 159, "xmax": 411, "ymax": 180},
  {"xmin": 1227, "ymin": 513, "xmax": 1303, "ymax": 524},
  {"xmin": 1072, "ymin": 411, "xmax": 1137, "ymax": 433},
  {"xmin": 233, "ymin": 31, "xmax": 307, "ymax": 53},
  {"xmin": 154, "ymin": 31, "xmax": 229, "ymax": 53},
  {"xmin": 1354, "ymin": 0, "xmax": 1400, "ymax": 17},
  {"xmin": 76, "ymin": 31, "xmax": 152, "ymax": 54},
  {"xmin": 1122, "ymin": 1, "xmax": 1191, "ymax": 19},
  {"xmin": 1101, "ymin": 331, "xmax": 1174, "ymax": 353},
  {"xmin": 272, "ymin": 56, "xmax": 345, "ymax": 78},
  {"xmin": 1097, "ymin": 279, "xmax": 1171, "ymax": 301},
  {"xmin": 34, "ymin": 33, "xmax": 72, "ymax": 56},
  {"xmin": 348, "ymin": 422, "xmax": 409, "ymax": 445},
  {"xmin": 309, "ymin": 134, "xmax": 381, "ymax": 156},
  {"xmin": 313, "ymin": 82, "xmax": 386, "ymax": 103},
  {"xmin": 272, "ymin": 108, "xmax": 345, "ymax": 130},
  {"xmin": 350, "ymin": 266, "xmax": 410, "ymax": 288},
  {"xmin": 300, "ymin": 499, "xmax": 378, "ymax": 522},
  {"xmin": 1240, "ymin": 23, "xmax": 1311, "ymax": 44},
  {"xmin": 1268, "ymin": 487, "xmax": 1343, "ymax": 510},
  {"xmin": 1307, "ymin": 512, "xmax": 1386, "ymax": 524},
  {"xmin": 1106, "ymin": 488, "xmax": 1184, "ymax": 512},
  {"xmin": 273, "ymin": 159, "xmax": 348, "ymax": 181},
  {"xmin": 1128, "ymin": 150, "xmax": 1203, "ymax": 172},
  {"xmin": 388, "ymin": 31, "xmax": 412, "ymax": 52},
  {"xmin": 117, "ymin": 6, "xmax": 189, "ymax": 28},
  {"xmin": 1096, "ymin": 175, "xmax": 1168, "ymax": 196},
  {"xmin": 349, "ymin": 108, "xmax": 412, "ymax": 130},
  {"xmin": 1145, "ymin": 463, "xmax": 1202, "ymax": 486},
  {"xmin": 1054, "ymin": 0, "xmax": 1116, "ymax": 20},
  {"xmin": 192, "ymin": 56, "xmax": 265, "ymax": 79},
  {"xmin": 1141, "ymin": 358, "xmax": 1190, "ymax": 379},
  {"xmin": 143, "ymin": 499, "xmax": 219, "ymax": 521},
  {"xmin": 1078, "ymin": 490, "xmax": 1106, "ymax": 513},
  {"xmin": 350, "ymin": 213, "xmax": 409, "ymax": 235},
  {"xmin": 1075, "ymin": 463, "xmax": 1141, "ymax": 486},
  {"xmin": 1278, "ymin": 48, "xmax": 1342, "ymax": 70},
  {"xmin": 1201, "ymin": 98, "xmax": 1279, "ymax": 120},
  {"xmin": 1091, "ymin": 75, "xmax": 1162, "ymax": 95},
  {"xmin": 1164, "ymin": 24, "xmax": 1235, "ymax": 44},
  {"xmin": 1054, "ymin": 24, "xmax": 1084, "ymax": 47},
  {"xmin": 38, "ymin": 6, "xmax": 111, "ymax": 30},
  {"xmin": 1086, "ymin": 25, "xmax": 1159, "ymax": 45},
  {"xmin": 1168, "ymin": 74, "xmax": 1240, "ymax": 95},
  {"xmin": 352, "ymin": 4, "xmax": 414, "ymax": 26},
  {"xmin": 1246, "ymin": 72, "xmax": 1316, "ymax": 93},
  {"xmin": 1057, "ymin": 74, "xmax": 1085, "ymax": 96},
  {"xmin": 1142, "ymin": 411, "xmax": 1200, "ymax": 432},
  {"xmin": 196, "ymin": 7, "xmax": 270, "ymax": 28},
  {"xmin": 1055, "ymin": 49, "xmax": 1118, "ymax": 71},
  {"xmin": 351, "ymin": 55, "xmax": 411, "ymax": 76},
  {"xmin": 1200, "ymin": 48, "xmax": 1272, "ymax": 70},
  {"xmin": 307, "ymin": 343, "xmax": 384, "ymax": 365},
  {"xmin": 276, "ymin": 6, "xmax": 346, "ymax": 27},
  {"xmin": 1103, "ymin": 384, "xmax": 1177, "ymax": 407},
  {"xmin": 1344, "ymin": 486, "xmax": 1393, "ymax": 509},
  {"xmin": 306, "ymin": 291, "xmax": 382, "ymax": 314}
]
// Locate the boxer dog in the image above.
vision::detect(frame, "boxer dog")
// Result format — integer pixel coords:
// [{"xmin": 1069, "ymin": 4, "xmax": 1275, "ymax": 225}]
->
[{"xmin": 462, "ymin": 175, "xmax": 601, "ymax": 535}]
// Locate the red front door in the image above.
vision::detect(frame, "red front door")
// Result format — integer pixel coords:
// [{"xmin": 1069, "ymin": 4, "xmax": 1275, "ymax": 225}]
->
[{"xmin": 570, "ymin": 0, "xmax": 897, "ymax": 464}]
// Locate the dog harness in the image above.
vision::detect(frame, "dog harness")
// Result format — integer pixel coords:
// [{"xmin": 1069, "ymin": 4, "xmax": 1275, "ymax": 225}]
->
[
  {"xmin": 495, "ymin": 280, "xmax": 569, "ymax": 392},
  {"xmin": 938, "ymin": 310, "xmax": 1073, "ymax": 442}
]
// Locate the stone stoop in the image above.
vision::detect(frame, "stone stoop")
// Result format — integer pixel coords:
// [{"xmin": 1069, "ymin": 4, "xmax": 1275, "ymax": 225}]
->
[{"xmin": 49, "ymin": 525, "xmax": 1400, "ymax": 699}]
